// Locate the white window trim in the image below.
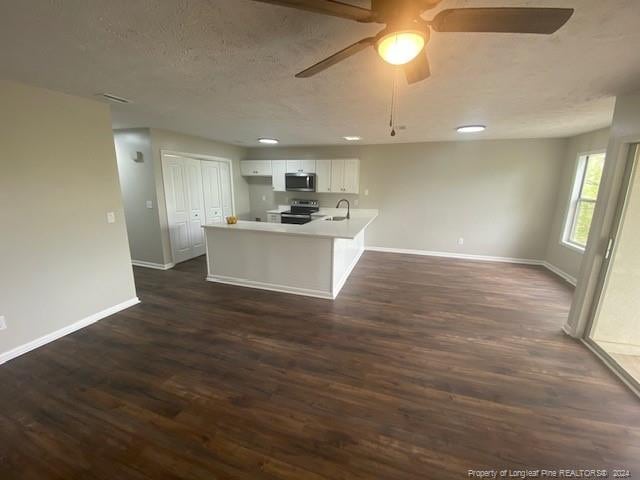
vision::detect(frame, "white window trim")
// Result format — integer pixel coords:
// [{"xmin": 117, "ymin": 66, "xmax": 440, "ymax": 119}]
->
[{"xmin": 560, "ymin": 149, "xmax": 606, "ymax": 253}]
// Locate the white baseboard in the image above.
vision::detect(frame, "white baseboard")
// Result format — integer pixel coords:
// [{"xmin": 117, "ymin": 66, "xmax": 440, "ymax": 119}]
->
[
  {"xmin": 0, "ymin": 297, "xmax": 140, "ymax": 365},
  {"xmin": 365, "ymin": 246, "xmax": 577, "ymax": 286},
  {"xmin": 365, "ymin": 246, "xmax": 541, "ymax": 265},
  {"xmin": 333, "ymin": 247, "xmax": 364, "ymax": 298},
  {"xmin": 542, "ymin": 262, "xmax": 577, "ymax": 286},
  {"xmin": 207, "ymin": 275, "xmax": 333, "ymax": 300},
  {"xmin": 132, "ymin": 260, "xmax": 175, "ymax": 270}
]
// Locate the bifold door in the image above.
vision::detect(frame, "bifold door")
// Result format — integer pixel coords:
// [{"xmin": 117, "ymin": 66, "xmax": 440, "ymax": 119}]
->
[{"xmin": 162, "ymin": 156, "xmax": 233, "ymax": 264}]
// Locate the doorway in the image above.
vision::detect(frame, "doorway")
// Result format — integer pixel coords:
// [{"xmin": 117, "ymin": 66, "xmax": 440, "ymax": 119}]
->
[
  {"xmin": 585, "ymin": 143, "xmax": 640, "ymax": 391},
  {"xmin": 161, "ymin": 152, "xmax": 234, "ymax": 265}
]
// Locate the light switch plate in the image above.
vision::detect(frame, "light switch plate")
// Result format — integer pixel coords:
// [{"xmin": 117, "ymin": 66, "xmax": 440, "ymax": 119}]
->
[
  {"xmin": 107, "ymin": 212, "xmax": 116, "ymax": 224},
  {"xmin": 458, "ymin": 237, "xmax": 464, "ymax": 245},
  {"xmin": 146, "ymin": 200, "xmax": 153, "ymax": 209},
  {"xmin": 0, "ymin": 316, "xmax": 6, "ymax": 331}
]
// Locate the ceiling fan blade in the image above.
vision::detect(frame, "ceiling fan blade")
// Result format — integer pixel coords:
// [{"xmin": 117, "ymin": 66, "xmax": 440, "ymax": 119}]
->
[
  {"xmin": 431, "ymin": 8, "xmax": 574, "ymax": 34},
  {"xmin": 404, "ymin": 51, "xmax": 430, "ymax": 84},
  {"xmin": 295, "ymin": 37, "xmax": 375, "ymax": 78},
  {"xmin": 251, "ymin": 0, "xmax": 375, "ymax": 22}
]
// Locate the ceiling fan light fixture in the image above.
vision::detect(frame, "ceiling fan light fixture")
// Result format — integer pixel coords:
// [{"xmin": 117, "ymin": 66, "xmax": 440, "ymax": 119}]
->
[{"xmin": 376, "ymin": 30, "xmax": 426, "ymax": 66}]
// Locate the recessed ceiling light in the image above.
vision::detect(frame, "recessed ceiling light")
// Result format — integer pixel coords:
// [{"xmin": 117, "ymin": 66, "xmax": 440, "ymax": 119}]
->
[
  {"xmin": 258, "ymin": 138, "xmax": 279, "ymax": 145},
  {"xmin": 343, "ymin": 136, "xmax": 362, "ymax": 141},
  {"xmin": 457, "ymin": 125, "xmax": 486, "ymax": 134}
]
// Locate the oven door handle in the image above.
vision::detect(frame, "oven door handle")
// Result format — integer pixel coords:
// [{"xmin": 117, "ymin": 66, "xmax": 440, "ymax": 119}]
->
[{"xmin": 281, "ymin": 214, "xmax": 310, "ymax": 219}]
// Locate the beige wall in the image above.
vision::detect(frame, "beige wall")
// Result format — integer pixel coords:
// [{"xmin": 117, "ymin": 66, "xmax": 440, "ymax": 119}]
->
[
  {"xmin": 149, "ymin": 129, "xmax": 250, "ymax": 265},
  {"xmin": 113, "ymin": 128, "xmax": 165, "ymax": 265},
  {"xmin": 544, "ymin": 128, "xmax": 611, "ymax": 280},
  {"xmin": 0, "ymin": 80, "xmax": 137, "ymax": 357},
  {"xmin": 246, "ymin": 138, "xmax": 568, "ymax": 260}
]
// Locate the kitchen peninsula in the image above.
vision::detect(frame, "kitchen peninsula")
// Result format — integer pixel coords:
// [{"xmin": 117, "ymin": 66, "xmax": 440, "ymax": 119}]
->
[{"xmin": 203, "ymin": 209, "xmax": 378, "ymax": 299}]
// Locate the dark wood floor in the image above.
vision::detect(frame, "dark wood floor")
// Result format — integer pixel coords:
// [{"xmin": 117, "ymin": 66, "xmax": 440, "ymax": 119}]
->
[{"xmin": 1, "ymin": 252, "xmax": 639, "ymax": 479}]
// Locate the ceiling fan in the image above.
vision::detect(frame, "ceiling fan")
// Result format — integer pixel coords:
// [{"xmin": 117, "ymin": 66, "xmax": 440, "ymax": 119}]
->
[{"xmin": 250, "ymin": 0, "xmax": 574, "ymax": 84}]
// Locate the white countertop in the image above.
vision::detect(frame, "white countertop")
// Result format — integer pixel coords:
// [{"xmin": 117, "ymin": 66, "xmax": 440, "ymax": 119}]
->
[{"xmin": 203, "ymin": 209, "xmax": 378, "ymax": 240}]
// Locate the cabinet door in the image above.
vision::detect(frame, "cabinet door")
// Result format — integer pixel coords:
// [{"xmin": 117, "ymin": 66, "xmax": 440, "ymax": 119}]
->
[
  {"xmin": 301, "ymin": 160, "xmax": 316, "ymax": 173},
  {"xmin": 255, "ymin": 160, "xmax": 272, "ymax": 176},
  {"xmin": 316, "ymin": 160, "xmax": 332, "ymax": 193},
  {"xmin": 266, "ymin": 213, "xmax": 281, "ymax": 223},
  {"xmin": 286, "ymin": 160, "xmax": 301, "ymax": 173},
  {"xmin": 201, "ymin": 161, "xmax": 223, "ymax": 224},
  {"xmin": 241, "ymin": 160, "xmax": 271, "ymax": 176},
  {"xmin": 330, "ymin": 159, "xmax": 345, "ymax": 193},
  {"xmin": 272, "ymin": 160, "xmax": 286, "ymax": 191},
  {"xmin": 240, "ymin": 160, "xmax": 257, "ymax": 176},
  {"xmin": 343, "ymin": 159, "xmax": 360, "ymax": 194}
]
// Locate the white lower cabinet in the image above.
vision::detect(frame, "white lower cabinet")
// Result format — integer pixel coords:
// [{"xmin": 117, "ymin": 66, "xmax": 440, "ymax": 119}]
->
[{"xmin": 266, "ymin": 213, "xmax": 281, "ymax": 223}]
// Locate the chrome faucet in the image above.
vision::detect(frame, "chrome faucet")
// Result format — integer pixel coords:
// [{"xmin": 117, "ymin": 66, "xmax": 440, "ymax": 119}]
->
[{"xmin": 336, "ymin": 198, "xmax": 350, "ymax": 219}]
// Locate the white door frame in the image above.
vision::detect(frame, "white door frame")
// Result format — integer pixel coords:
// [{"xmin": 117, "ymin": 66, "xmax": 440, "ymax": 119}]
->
[{"xmin": 160, "ymin": 150, "xmax": 237, "ymax": 265}]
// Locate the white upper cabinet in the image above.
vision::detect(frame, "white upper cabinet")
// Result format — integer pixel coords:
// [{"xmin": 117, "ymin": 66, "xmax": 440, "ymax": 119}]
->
[
  {"xmin": 286, "ymin": 159, "xmax": 316, "ymax": 173},
  {"xmin": 241, "ymin": 160, "xmax": 272, "ymax": 176},
  {"xmin": 315, "ymin": 160, "xmax": 332, "ymax": 193},
  {"xmin": 330, "ymin": 160, "xmax": 345, "ymax": 194},
  {"xmin": 271, "ymin": 160, "xmax": 286, "ymax": 192},
  {"xmin": 343, "ymin": 159, "xmax": 360, "ymax": 194},
  {"xmin": 330, "ymin": 159, "xmax": 360, "ymax": 194}
]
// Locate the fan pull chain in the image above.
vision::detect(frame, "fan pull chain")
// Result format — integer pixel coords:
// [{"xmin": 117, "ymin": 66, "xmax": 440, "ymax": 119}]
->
[{"xmin": 389, "ymin": 67, "xmax": 400, "ymax": 137}]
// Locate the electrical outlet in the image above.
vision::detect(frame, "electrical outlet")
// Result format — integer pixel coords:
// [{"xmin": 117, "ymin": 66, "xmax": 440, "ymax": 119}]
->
[
  {"xmin": 261, "ymin": 195, "xmax": 266, "ymax": 201},
  {"xmin": 458, "ymin": 237, "xmax": 464, "ymax": 246},
  {"xmin": 0, "ymin": 316, "xmax": 6, "ymax": 331},
  {"xmin": 146, "ymin": 200, "xmax": 153, "ymax": 209},
  {"xmin": 106, "ymin": 211, "xmax": 116, "ymax": 224},
  {"xmin": 354, "ymin": 199, "xmax": 359, "ymax": 206},
  {"xmin": 364, "ymin": 189, "xmax": 369, "ymax": 196}
]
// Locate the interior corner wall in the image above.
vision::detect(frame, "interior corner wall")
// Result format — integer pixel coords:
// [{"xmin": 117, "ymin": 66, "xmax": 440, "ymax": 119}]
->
[
  {"xmin": 0, "ymin": 80, "xmax": 137, "ymax": 358},
  {"xmin": 149, "ymin": 129, "xmax": 250, "ymax": 265},
  {"xmin": 544, "ymin": 128, "xmax": 611, "ymax": 280},
  {"xmin": 245, "ymin": 138, "xmax": 568, "ymax": 261},
  {"xmin": 113, "ymin": 128, "xmax": 166, "ymax": 265}
]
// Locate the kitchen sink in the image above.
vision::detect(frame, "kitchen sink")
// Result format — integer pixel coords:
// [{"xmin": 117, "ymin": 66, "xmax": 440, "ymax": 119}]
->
[{"xmin": 324, "ymin": 216, "xmax": 347, "ymax": 221}]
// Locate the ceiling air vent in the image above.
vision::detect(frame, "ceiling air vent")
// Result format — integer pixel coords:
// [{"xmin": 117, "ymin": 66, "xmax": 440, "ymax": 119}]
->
[{"xmin": 98, "ymin": 93, "xmax": 131, "ymax": 104}]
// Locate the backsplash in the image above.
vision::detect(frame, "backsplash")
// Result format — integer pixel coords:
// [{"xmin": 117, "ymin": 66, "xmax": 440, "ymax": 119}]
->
[{"xmin": 246, "ymin": 177, "xmax": 359, "ymax": 221}]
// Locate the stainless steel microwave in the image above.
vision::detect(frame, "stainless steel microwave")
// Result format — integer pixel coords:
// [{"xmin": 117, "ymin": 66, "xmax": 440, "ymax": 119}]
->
[{"xmin": 285, "ymin": 172, "xmax": 316, "ymax": 192}]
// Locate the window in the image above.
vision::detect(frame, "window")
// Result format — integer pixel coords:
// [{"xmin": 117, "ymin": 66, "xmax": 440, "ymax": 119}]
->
[{"xmin": 562, "ymin": 152, "xmax": 606, "ymax": 251}]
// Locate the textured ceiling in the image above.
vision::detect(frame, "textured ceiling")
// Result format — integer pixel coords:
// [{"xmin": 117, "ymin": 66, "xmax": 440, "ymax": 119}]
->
[{"xmin": 0, "ymin": 0, "xmax": 638, "ymax": 146}]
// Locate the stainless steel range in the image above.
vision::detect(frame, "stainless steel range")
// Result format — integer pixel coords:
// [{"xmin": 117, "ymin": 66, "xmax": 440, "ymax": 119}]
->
[{"xmin": 280, "ymin": 199, "xmax": 319, "ymax": 225}]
